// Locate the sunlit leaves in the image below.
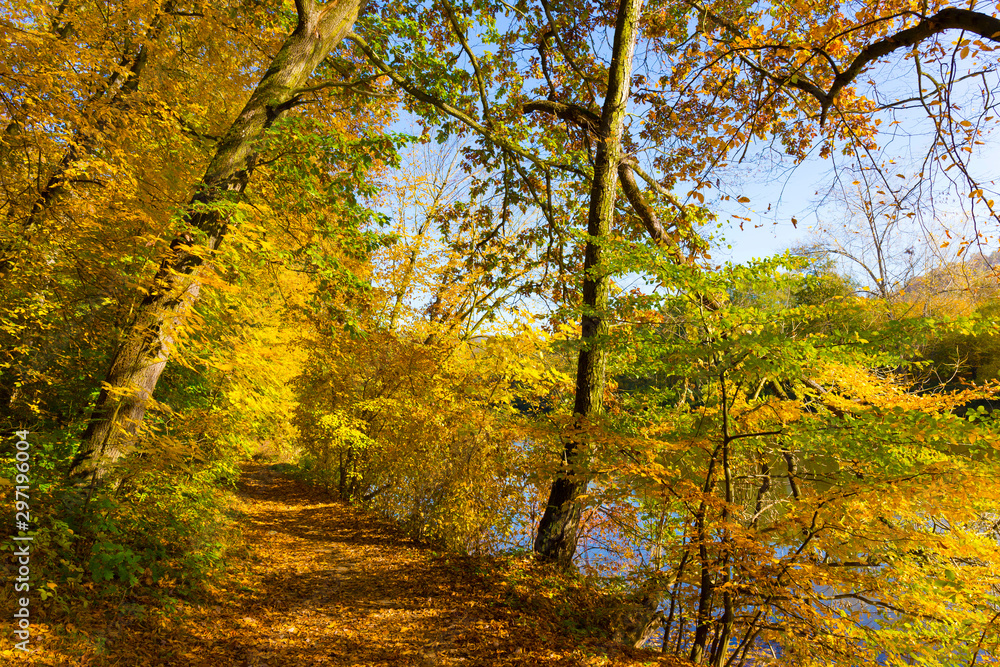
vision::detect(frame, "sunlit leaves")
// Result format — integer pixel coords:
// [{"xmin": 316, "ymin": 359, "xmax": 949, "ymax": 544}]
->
[{"xmin": 564, "ymin": 251, "xmax": 1000, "ymax": 663}]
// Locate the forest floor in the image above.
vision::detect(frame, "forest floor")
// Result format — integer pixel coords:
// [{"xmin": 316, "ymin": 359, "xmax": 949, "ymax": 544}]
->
[{"xmin": 6, "ymin": 464, "xmax": 689, "ymax": 666}]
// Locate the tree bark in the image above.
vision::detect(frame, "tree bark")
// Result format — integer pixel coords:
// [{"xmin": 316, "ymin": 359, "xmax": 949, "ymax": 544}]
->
[
  {"xmin": 68, "ymin": 0, "xmax": 362, "ymax": 487},
  {"xmin": 533, "ymin": 0, "xmax": 644, "ymax": 567},
  {"xmin": 689, "ymin": 447, "xmax": 720, "ymax": 663}
]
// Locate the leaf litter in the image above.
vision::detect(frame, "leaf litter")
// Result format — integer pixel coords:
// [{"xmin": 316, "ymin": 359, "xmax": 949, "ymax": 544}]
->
[{"xmin": 4, "ymin": 464, "xmax": 689, "ymax": 666}]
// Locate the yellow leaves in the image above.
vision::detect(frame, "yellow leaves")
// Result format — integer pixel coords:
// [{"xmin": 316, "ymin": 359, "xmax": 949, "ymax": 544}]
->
[
  {"xmin": 519, "ymin": 365, "xmax": 545, "ymax": 383},
  {"xmin": 204, "ymin": 359, "xmax": 235, "ymax": 373},
  {"xmin": 552, "ymin": 322, "xmax": 579, "ymax": 339}
]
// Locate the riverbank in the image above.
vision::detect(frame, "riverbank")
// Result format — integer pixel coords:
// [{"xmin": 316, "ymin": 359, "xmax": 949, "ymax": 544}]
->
[{"xmin": 2, "ymin": 463, "xmax": 690, "ymax": 666}]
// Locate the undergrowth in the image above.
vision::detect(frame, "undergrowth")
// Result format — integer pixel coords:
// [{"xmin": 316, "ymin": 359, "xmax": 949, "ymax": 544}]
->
[
  {"xmin": 1, "ymin": 447, "xmax": 247, "ymax": 629},
  {"xmin": 469, "ymin": 552, "xmax": 661, "ymax": 648}
]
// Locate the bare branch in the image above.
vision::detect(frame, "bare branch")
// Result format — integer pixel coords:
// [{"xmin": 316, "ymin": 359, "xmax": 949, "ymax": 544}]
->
[{"xmin": 619, "ymin": 163, "xmax": 674, "ymax": 245}]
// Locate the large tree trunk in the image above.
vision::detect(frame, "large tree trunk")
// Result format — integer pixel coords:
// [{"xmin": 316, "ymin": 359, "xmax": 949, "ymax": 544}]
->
[
  {"xmin": 68, "ymin": 0, "xmax": 362, "ymax": 487},
  {"xmin": 533, "ymin": 0, "xmax": 643, "ymax": 567}
]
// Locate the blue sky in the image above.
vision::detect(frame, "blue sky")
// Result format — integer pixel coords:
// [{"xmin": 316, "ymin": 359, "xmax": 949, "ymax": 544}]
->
[{"xmin": 373, "ymin": 2, "xmax": 1000, "ymax": 274}]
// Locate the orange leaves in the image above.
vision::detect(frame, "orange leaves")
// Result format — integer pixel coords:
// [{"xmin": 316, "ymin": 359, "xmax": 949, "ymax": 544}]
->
[{"xmin": 589, "ymin": 251, "xmax": 1000, "ymax": 661}]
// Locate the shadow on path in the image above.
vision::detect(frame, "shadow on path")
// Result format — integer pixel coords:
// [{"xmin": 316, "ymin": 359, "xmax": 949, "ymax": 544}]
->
[{"xmin": 33, "ymin": 464, "xmax": 687, "ymax": 666}]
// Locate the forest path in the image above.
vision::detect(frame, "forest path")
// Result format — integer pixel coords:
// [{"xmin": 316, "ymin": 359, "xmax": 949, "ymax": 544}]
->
[
  {"xmin": 161, "ymin": 463, "xmax": 535, "ymax": 667},
  {"xmin": 19, "ymin": 463, "xmax": 684, "ymax": 666}
]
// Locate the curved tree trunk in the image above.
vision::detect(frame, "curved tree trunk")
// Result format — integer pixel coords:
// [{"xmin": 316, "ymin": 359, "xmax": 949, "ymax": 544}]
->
[
  {"xmin": 533, "ymin": 0, "xmax": 644, "ymax": 567},
  {"xmin": 69, "ymin": 0, "xmax": 362, "ymax": 487}
]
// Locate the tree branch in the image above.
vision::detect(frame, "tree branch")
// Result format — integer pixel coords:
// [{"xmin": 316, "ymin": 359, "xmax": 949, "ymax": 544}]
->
[
  {"xmin": 539, "ymin": 0, "xmax": 599, "ymax": 103},
  {"xmin": 348, "ymin": 32, "xmax": 549, "ymax": 170},
  {"xmin": 440, "ymin": 0, "xmax": 492, "ymax": 120},
  {"xmin": 827, "ymin": 8, "xmax": 1000, "ymax": 115},
  {"xmin": 295, "ymin": 0, "xmax": 315, "ymax": 23},
  {"xmin": 523, "ymin": 99, "xmax": 600, "ymax": 133},
  {"xmin": 618, "ymin": 163, "xmax": 674, "ymax": 245},
  {"xmin": 690, "ymin": 2, "xmax": 1000, "ymax": 125},
  {"xmin": 293, "ymin": 76, "xmax": 394, "ymax": 98}
]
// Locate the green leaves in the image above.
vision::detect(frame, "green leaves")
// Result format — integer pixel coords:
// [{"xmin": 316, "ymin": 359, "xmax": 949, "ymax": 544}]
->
[{"xmin": 565, "ymin": 246, "xmax": 1000, "ymax": 662}]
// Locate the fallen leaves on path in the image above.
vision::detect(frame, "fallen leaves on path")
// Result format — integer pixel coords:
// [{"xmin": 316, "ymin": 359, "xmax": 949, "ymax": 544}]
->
[{"xmin": 4, "ymin": 464, "xmax": 689, "ymax": 666}]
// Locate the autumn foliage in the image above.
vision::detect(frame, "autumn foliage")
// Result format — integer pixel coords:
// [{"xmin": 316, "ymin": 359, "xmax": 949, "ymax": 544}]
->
[{"xmin": 3, "ymin": 0, "xmax": 1000, "ymax": 665}]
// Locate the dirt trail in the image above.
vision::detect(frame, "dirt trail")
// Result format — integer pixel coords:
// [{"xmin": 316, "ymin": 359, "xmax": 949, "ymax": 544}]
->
[
  {"xmin": 15, "ymin": 464, "xmax": 685, "ymax": 666},
  {"xmin": 161, "ymin": 464, "xmax": 531, "ymax": 666}
]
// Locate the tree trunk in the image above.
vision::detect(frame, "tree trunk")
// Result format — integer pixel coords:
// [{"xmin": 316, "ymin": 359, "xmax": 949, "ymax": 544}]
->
[
  {"xmin": 68, "ymin": 0, "xmax": 362, "ymax": 487},
  {"xmin": 691, "ymin": 443, "xmax": 722, "ymax": 663},
  {"xmin": 533, "ymin": 0, "xmax": 643, "ymax": 567}
]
